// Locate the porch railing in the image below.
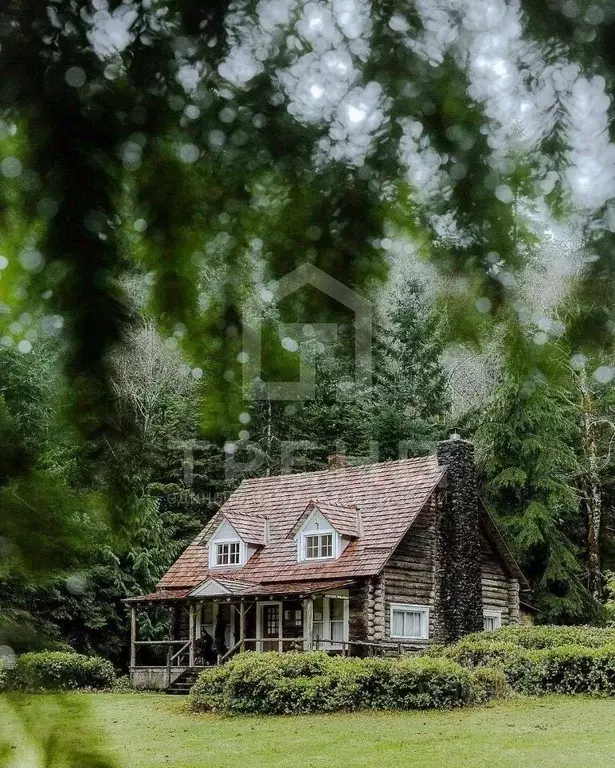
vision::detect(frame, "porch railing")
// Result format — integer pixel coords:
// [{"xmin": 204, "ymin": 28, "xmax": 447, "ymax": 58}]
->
[{"xmin": 131, "ymin": 636, "xmax": 411, "ymax": 669}]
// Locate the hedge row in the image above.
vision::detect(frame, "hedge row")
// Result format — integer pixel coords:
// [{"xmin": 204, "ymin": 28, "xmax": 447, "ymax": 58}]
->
[
  {"xmin": 1, "ymin": 651, "xmax": 116, "ymax": 692},
  {"xmin": 190, "ymin": 652, "xmax": 509, "ymax": 715},
  {"xmin": 463, "ymin": 625, "xmax": 615, "ymax": 649},
  {"xmin": 431, "ymin": 635, "xmax": 615, "ymax": 696}
]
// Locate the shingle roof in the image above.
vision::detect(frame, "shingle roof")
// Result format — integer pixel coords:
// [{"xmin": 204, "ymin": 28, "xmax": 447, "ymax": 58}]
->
[
  {"xmin": 124, "ymin": 590, "xmax": 190, "ymax": 603},
  {"xmin": 289, "ymin": 498, "xmax": 359, "ymax": 538},
  {"xmin": 124, "ymin": 580, "xmax": 357, "ymax": 602},
  {"xmin": 221, "ymin": 510, "xmax": 267, "ymax": 545},
  {"xmin": 241, "ymin": 579, "xmax": 356, "ymax": 597},
  {"xmin": 158, "ymin": 455, "xmax": 445, "ymax": 590}
]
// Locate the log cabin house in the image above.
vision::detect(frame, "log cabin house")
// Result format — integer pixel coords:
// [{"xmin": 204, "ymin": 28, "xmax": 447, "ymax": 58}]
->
[{"xmin": 126, "ymin": 436, "xmax": 531, "ymax": 691}]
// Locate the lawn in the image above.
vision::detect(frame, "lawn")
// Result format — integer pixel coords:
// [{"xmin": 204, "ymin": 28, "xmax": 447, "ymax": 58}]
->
[{"xmin": 2, "ymin": 693, "xmax": 615, "ymax": 768}]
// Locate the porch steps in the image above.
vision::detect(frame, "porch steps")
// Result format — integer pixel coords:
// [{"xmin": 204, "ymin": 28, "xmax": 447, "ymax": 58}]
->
[{"xmin": 166, "ymin": 667, "xmax": 201, "ymax": 696}]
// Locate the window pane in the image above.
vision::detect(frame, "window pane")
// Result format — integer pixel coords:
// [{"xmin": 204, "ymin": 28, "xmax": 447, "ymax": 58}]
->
[
  {"xmin": 484, "ymin": 615, "xmax": 499, "ymax": 631},
  {"xmin": 331, "ymin": 621, "xmax": 344, "ymax": 642},
  {"xmin": 404, "ymin": 612, "xmax": 422, "ymax": 638},
  {"xmin": 330, "ymin": 599, "xmax": 344, "ymax": 622},
  {"xmin": 313, "ymin": 621, "xmax": 324, "ymax": 641},
  {"xmin": 313, "ymin": 598, "xmax": 324, "ymax": 622},
  {"xmin": 392, "ymin": 610, "xmax": 404, "ymax": 637},
  {"xmin": 229, "ymin": 542, "xmax": 240, "ymax": 564},
  {"xmin": 306, "ymin": 535, "xmax": 319, "ymax": 559},
  {"xmin": 320, "ymin": 534, "xmax": 333, "ymax": 558}
]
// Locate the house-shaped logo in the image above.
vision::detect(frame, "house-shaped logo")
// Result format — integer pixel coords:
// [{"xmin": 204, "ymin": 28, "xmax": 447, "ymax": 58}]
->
[{"xmin": 243, "ymin": 263, "xmax": 372, "ymax": 400}]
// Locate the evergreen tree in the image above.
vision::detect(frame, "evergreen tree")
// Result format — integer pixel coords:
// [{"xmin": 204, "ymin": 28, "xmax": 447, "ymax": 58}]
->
[
  {"xmin": 473, "ymin": 363, "xmax": 595, "ymax": 622},
  {"xmin": 371, "ymin": 281, "xmax": 450, "ymax": 460}
]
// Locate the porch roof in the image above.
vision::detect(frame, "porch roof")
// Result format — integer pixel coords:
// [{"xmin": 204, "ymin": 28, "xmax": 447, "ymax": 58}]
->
[{"xmin": 124, "ymin": 579, "xmax": 356, "ymax": 604}]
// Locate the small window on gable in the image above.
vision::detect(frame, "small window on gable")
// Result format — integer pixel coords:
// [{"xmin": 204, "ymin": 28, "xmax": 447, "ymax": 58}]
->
[
  {"xmin": 304, "ymin": 532, "xmax": 333, "ymax": 560},
  {"xmin": 390, "ymin": 604, "xmax": 429, "ymax": 640},
  {"xmin": 483, "ymin": 610, "xmax": 502, "ymax": 631},
  {"xmin": 215, "ymin": 541, "xmax": 241, "ymax": 566}
]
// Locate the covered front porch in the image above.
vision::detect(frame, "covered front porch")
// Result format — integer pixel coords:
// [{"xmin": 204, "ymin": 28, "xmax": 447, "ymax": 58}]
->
[{"xmin": 126, "ymin": 580, "xmax": 359, "ymax": 690}]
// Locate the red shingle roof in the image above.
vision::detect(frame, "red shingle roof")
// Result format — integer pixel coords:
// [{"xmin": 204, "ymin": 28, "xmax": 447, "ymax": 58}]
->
[
  {"xmin": 221, "ymin": 510, "xmax": 267, "ymax": 545},
  {"xmin": 158, "ymin": 455, "xmax": 445, "ymax": 590},
  {"xmin": 123, "ymin": 590, "xmax": 190, "ymax": 603},
  {"xmin": 240, "ymin": 579, "xmax": 356, "ymax": 596},
  {"xmin": 289, "ymin": 498, "xmax": 359, "ymax": 537}
]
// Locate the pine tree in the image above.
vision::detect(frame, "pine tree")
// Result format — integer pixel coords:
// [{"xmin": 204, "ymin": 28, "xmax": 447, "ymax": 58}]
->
[
  {"xmin": 370, "ymin": 281, "xmax": 450, "ymax": 460},
  {"xmin": 474, "ymin": 366, "xmax": 595, "ymax": 622}
]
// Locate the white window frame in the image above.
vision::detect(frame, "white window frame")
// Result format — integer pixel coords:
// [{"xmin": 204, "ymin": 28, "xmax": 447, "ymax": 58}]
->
[
  {"xmin": 302, "ymin": 530, "xmax": 336, "ymax": 561},
  {"xmin": 312, "ymin": 595, "xmax": 349, "ymax": 650},
  {"xmin": 483, "ymin": 609, "xmax": 502, "ymax": 631},
  {"xmin": 296, "ymin": 508, "xmax": 343, "ymax": 563},
  {"xmin": 209, "ymin": 538, "xmax": 245, "ymax": 568},
  {"xmin": 389, "ymin": 603, "xmax": 430, "ymax": 641}
]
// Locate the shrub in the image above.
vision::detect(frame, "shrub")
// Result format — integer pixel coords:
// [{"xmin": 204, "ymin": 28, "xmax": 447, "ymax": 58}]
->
[
  {"xmin": 433, "ymin": 638, "xmax": 523, "ymax": 669},
  {"xmin": 190, "ymin": 652, "xmax": 489, "ymax": 715},
  {"xmin": 431, "ymin": 637, "xmax": 615, "ymax": 698},
  {"xmin": 111, "ymin": 675, "xmax": 134, "ymax": 693},
  {"xmin": 0, "ymin": 661, "xmax": 8, "ymax": 693},
  {"xmin": 14, "ymin": 651, "xmax": 115, "ymax": 691},
  {"xmin": 504, "ymin": 644, "xmax": 615, "ymax": 696},
  {"xmin": 378, "ymin": 657, "xmax": 477, "ymax": 710},
  {"xmin": 470, "ymin": 667, "xmax": 511, "ymax": 702},
  {"xmin": 464, "ymin": 625, "xmax": 615, "ymax": 650}
]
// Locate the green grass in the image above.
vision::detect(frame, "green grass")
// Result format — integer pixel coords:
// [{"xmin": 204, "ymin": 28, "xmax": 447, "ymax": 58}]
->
[{"xmin": 3, "ymin": 693, "xmax": 615, "ymax": 767}]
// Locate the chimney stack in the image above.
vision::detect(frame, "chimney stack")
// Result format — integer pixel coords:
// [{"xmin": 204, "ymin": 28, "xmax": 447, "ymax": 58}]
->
[
  {"xmin": 327, "ymin": 453, "xmax": 348, "ymax": 471},
  {"xmin": 434, "ymin": 435, "xmax": 483, "ymax": 643}
]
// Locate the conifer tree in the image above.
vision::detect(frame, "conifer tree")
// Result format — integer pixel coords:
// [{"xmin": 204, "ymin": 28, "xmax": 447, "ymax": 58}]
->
[{"xmin": 473, "ymin": 353, "xmax": 595, "ymax": 621}]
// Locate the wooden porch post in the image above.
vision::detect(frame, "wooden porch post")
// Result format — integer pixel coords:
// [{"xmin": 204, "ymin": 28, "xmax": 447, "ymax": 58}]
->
[
  {"xmin": 239, "ymin": 601, "xmax": 246, "ymax": 652},
  {"xmin": 188, "ymin": 602, "xmax": 195, "ymax": 667},
  {"xmin": 303, "ymin": 597, "xmax": 314, "ymax": 651},
  {"xmin": 130, "ymin": 605, "xmax": 137, "ymax": 668}
]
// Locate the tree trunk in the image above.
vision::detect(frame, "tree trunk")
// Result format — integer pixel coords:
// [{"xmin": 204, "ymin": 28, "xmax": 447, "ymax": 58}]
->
[{"xmin": 578, "ymin": 368, "xmax": 603, "ymax": 602}]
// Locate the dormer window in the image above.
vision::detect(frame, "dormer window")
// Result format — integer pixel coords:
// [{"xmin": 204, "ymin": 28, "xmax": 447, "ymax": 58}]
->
[
  {"xmin": 216, "ymin": 541, "xmax": 241, "ymax": 566},
  {"xmin": 304, "ymin": 532, "xmax": 333, "ymax": 560},
  {"xmin": 292, "ymin": 500, "xmax": 358, "ymax": 563}
]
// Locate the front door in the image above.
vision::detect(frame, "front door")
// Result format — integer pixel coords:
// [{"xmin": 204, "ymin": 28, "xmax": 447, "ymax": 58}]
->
[{"xmin": 258, "ymin": 602, "xmax": 282, "ymax": 651}]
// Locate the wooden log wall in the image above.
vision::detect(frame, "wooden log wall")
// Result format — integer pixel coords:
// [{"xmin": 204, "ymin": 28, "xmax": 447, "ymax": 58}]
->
[
  {"xmin": 383, "ymin": 497, "xmax": 436, "ymax": 646},
  {"xmin": 480, "ymin": 530, "xmax": 512, "ymax": 625},
  {"xmin": 365, "ymin": 574, "xmax": 385, "ymax": 643},
  {"xmin": 349, "ymin": 579, "xmax": 369, "ymax": 645}
]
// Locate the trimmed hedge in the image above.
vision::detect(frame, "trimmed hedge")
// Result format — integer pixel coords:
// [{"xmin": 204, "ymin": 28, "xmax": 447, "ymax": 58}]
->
[
  {"xmin": 463, "ymin": 625, "xmax": 615, "ymax": 649},
  {"xmin": 10, "ymin": 651, "xmax": 115, "ymax": 691},
  {"xmin": 430, "ymin": 630, "xmax": 615, "ymax": 697},
  {"xmin": 503, "ymin": 645, "xmax": 615, "ymax": 696},
  {"xmin": 190, "ymin": 652, "xmax": 505, "ymax": 715}
]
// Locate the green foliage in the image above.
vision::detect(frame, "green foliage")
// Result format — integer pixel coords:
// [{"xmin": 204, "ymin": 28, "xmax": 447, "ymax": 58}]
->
[
  {"xmin": 370, "ymin": 281, "xmax": 449, "ymax": 459},
  {"xmin": 503, "ymin": 645, "xmax": 615, "ymax": 696},
  {"xmin": 241, "ymin": 281, "xmax": 450, "ymax": 475},
  {"xmin": 110, "ymin": 675, "xmax": 134, "ymax": 693},
  {"xmin": 430, "ymin": 626, "xmax": 615, "ymax": 697},
  {"xmin": 470, "ymin": 667, "xmax": 512, "ymax": 702},
  {"xmin": 604, "ymin": 572, "xmax": 615, "ymax": 623},
  {"xmin": 12, "ymin": 651, "xmax": 116, "ymax": 692},
  {"xmin": 190, "ymin": 651, "xmax": 496, "ymax": 715},
  {"xmin": 0, "ymin": 661, "xmax": 7, "ymax": 693},
  {"xmin": 465, "ymin": 625, "xmax": 615, "ymax": 649},
  {"xmin": 430, "ymin": 638, "xmax": 525, "ymax": 669},
  {"xmin": 472, "ymin": 351, "xmax": 594, "ymax": 622}
]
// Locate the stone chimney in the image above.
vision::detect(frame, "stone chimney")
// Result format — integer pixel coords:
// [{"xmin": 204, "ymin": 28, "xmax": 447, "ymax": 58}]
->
[
  {"xmin": 433, "ymin": 434, "xmax": 484, "ymax": 644},
  {"xmin": 327, "ymin": 453, "xmax": 348, "ymax": 471}
]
